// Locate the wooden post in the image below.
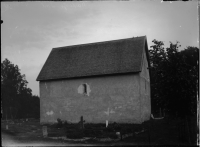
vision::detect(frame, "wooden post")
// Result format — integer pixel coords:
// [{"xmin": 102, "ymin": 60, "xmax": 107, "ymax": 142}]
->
[
  {"xmin": 163, "ymin": 109, "xmax": 165, "ymax": 117},
  {"xmin": 159, "ymin": 108, "xmax": 162, "ymax": 117},
  {"xmin": 120, "ymin": 131, "xmax": 122, "ymax": 141},
  {"xmin": 80, "ymin": 116, "xmax": 85, "ymax": 129},
  {"xmin": 106, "ymin": 120, "xmax": 108, "ymax": 128},
  {"xmin": 185, "ymin": 116, "xmax": 191, "ymax": 145},
  {"xmin": 6, "ymin": 108, "xmax": 7, "ymax": 122},
  {"xmin": 145, "ymin": 121, "xmax": 151, "ymax": 144}
]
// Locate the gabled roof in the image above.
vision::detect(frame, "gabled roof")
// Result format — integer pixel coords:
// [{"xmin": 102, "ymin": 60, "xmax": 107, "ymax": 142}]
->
[{"xmin": 36, "ymin": 36, "xmax": 149, "ymax": 81}]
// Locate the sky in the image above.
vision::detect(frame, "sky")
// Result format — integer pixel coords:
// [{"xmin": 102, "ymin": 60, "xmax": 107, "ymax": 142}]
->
[{"xmin": 1, "ymin": 1, "xmax": 199, "ymax": 96}]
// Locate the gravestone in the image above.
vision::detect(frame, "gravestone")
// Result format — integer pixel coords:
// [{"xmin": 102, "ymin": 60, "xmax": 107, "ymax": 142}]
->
[
  {"xmin": 42, "ymin": 126, "xmax": 48, "ymax": 137},
  {"xmin": 116, "ymin": 132, "xmax": 120, "ymax": 139}
]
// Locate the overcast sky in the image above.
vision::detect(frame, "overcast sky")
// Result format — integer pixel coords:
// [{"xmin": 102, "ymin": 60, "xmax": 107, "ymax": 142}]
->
[{"xmin": 1, "ymin": 1, "xmax": 199, "ymax": 96}]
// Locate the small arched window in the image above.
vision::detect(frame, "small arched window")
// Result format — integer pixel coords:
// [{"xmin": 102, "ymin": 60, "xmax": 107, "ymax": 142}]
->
[
  {"xmin": 78, "ymin": 83, "xmax": 89, "ymax": 95},
  {"xmin": 82, "ymin": 84, "xmax": 87, "ymax": 94}
]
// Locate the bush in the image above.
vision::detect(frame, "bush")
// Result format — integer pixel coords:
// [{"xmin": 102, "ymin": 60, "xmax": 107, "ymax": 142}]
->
[
  {"xmin": 66, "ymin": 129, "xmax": 83, "ymax": 139},
  {"xmin": 105, "ymin": 126, "xmax": 114, "ymax": 132},
  {"xmin": 57, "ymin": 118, "xmax": 63, "ymax": 128},
  {"xmin": 83, "ymin": 129, "xmax": 96, "ymax": 137},
  {"xmin": 113, "ymin": 122, "xmax": 121, "ymax": 131},
  {"xmin": 62, "ymin": 120, "xmax": 69, "ymax": 128},
  {"xmin": 84, "ymin": 123, "xmax": 105, "ymax": 129},
  {"xmin": 108, "ymin": 133, "xmax": 118, "ymax": 139}
]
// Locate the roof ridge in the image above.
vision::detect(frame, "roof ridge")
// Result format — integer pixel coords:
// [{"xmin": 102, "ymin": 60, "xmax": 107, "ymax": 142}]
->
[{"xmin": 52, "ymin": 36, "xmax": 146, "ymax": 51}]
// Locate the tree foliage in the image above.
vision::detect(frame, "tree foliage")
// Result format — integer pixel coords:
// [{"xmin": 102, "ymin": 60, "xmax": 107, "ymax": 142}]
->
[
  {"xmin": 1, "ymin": 58, "xmax": 40, "ymax": 119},
  {"xmin": 149, "ymin": 40, "xmax": 198, "ymax": 117}
]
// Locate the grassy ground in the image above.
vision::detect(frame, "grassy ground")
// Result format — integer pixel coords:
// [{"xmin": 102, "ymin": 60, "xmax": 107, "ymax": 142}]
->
[{"xmin": 1, "ymin": 115, "xmax": 197, "ymax": 146}]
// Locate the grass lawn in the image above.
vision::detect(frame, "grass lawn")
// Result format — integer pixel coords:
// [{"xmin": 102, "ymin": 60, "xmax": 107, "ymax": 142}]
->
[{"xmin": 1, "ymin": 115, "xmax": 197, "ymax": 146}]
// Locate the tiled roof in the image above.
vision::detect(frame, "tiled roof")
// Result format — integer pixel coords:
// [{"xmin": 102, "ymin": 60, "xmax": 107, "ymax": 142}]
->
[{"xmin": 36, "ymin": 36, "xmax": 149, "ymax": 81}]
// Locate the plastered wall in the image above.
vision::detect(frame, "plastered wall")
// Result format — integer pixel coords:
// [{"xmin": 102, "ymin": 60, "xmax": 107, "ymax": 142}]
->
[{"xmin": 40, "ymin": 74, "xmax": 145, "ymax": 124}]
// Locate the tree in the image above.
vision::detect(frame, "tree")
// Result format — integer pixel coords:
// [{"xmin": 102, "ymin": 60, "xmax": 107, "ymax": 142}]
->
[
  {"xmin": 149, "ymin": 39, "xmax": 167, "ymax": 115},
  {"xmin": 1, "ymin": 59, "xmax": 27, "ymax": 119},
  {"xmin": 1, "ymin": 58, "xmax": 40, "ymax": 119},
  {"xmin": 179, "ymin": 46, "xmax": 198, "ymax": 115},
  {"xmin": 149, "ymin": 40, "xmax": 198, "ymax": 117},
  {"xmin": 29, "ymin": 95, "xmax": 40, "ymax": 119}
]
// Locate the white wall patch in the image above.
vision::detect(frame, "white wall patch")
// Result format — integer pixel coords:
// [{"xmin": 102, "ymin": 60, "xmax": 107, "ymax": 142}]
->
[{"xmin": 46, "ymin": 111, "xmax": 54, "ymax": 115}]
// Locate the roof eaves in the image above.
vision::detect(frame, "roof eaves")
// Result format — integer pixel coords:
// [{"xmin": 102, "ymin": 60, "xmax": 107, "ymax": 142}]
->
[{"xmin": 37, "ymin": 71, "xmax": 141, "ymax": 81}]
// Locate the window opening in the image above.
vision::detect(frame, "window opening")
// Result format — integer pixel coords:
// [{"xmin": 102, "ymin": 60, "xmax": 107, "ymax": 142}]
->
[
  {"xmin": 78, "ymin": 83, "xmax": 91, "ymax": 96},
  {"xmin": 83, "ymin": 84, "xmax": 87, "ymax": 94}
]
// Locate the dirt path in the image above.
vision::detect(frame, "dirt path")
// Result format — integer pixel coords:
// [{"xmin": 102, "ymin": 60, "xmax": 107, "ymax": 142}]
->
[{"xmin": 2, "ymin": 130, "xmax": 98, "ymax": 146}]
